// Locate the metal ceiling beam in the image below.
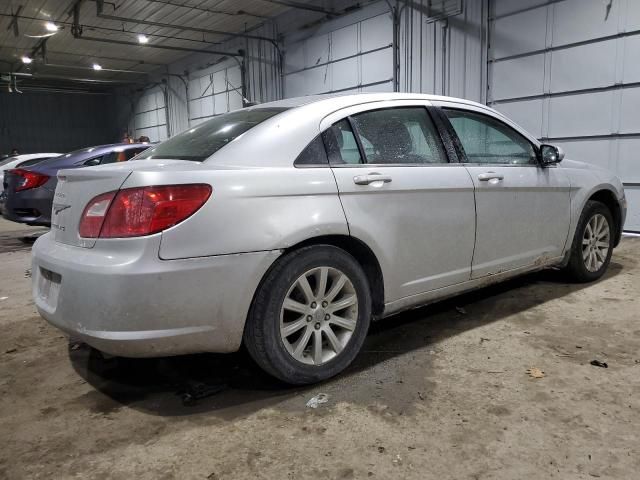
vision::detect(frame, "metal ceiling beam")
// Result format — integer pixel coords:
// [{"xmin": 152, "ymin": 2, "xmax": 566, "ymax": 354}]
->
[
  {"xmin": 2, "ymin": 70, "xmax": 145, "ymax": 84},
  {"xmin": 78, "ymin": 35, "xmax": 242, "ymax": 57},
  {"xmin": 44, "ymin": 63, "xmax": 149, "ymax": 75},
  {"xmin": 7, "ymin": 5, "xmax": 23, "ymax": 37},
  {"xmin": 144, "ymin": 0, "xmax": 271, "ymax": 20},
  {"xmin": 257, "ymin": 0, "xmax": 335, "ymax": 15},
  {"xmin": 0, "ymin": 13, "xmax": 224, "ymax": 47},
  {"xmin": 95, "ymin": 4, "xmax": 274, "ymax": 43}
]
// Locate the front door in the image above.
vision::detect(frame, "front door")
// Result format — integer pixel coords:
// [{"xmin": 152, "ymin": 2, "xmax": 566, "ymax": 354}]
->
[
  {"xmin": 439, "ymin": 106, "xmax": 571, "ymax": 278},
  {"xmin": 323, "ymin": 102, "xmax": 476, "ymax": 303}
]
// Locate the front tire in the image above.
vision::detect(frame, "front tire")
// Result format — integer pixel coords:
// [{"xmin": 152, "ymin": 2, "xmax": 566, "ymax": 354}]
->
[
  {"xmin": 244, "ymin": 245, "xmax": 372, "ymax": 385},
  {"xmin": 564, "ymin": 200, "xmax": 614, "ymax": 282}
]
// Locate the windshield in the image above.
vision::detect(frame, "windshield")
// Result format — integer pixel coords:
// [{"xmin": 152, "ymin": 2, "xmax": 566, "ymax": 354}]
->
[{"xmin": 135, "ymin": 107, "xmax": 289, "ymax": 162}]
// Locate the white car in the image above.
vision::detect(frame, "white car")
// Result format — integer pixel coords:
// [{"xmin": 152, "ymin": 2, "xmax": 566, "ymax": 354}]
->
[
  {"xmin": 31, "ymin": 94, "xmax": 626, "ymax": 384},
  {"xmin": 0, "ymin": 153, "xmax": 61, "ymax": 195}
]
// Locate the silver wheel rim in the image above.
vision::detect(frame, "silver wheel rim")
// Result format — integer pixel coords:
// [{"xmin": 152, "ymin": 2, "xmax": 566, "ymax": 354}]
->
[
  {"xmin": 582, "ymin": 213, "xmax": 610, "ymax": 272},
  {"xmin": 280, "ymin": 266, "xmax": 358, "ymax": 366}
]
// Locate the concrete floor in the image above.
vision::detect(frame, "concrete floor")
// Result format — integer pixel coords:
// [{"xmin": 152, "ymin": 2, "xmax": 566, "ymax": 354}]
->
[{"xmin": 0, "ymin": 216, "xmax": 638, "ymax": 479}]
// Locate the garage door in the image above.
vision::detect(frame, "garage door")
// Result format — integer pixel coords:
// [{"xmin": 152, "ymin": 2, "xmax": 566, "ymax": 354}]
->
[
  {"xmin": 283, "ymin": 7, "xmax": 393, "ymax": 96},
  {"xmin": 133, "ymin": 87, "xmax": 168, "ymax": 143},
  {"xmin": 488, "ymin": 0, "xmax": 640, "ymax": 232},
  {"xmin": 187, "ymin": 65, "xmax": 244, "ymax": 126}
]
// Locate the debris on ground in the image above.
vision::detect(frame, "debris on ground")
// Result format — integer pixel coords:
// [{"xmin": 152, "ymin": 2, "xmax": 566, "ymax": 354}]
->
[
  {"xmin": 4, "ymin": 348, "xmax": 17, "ymax": 354},
  {"xmin": 306, "ymin": 393, "xmax": 329, "ymax": 409},
  {"xmin": 480, "ymin": 337, "xmax": 490, "ymax": 344},
  {"xmin": 455, "ymin": 306, "xmax": 467, "ymax": 315},
  {"xmin": 179, "ymin": 381, "xmax": 227, "ymax": 406},
  {"xmin": 590, "ymin": 360, "xmax": 608, "ymax": 368},
  {"xmin": 69, "ymin": 343, "xmax": 82, "ymax": 351},
  {"xmin": 526, "ymin": 367, "xmax": 545, "ymax": 378},
  {"xmin": 418, "ymin": 392, "xmax": 425, "ymax": 400},
  {"xmin": 392, "ymin": 454, "xmax": 403, "ymax": 466},
  {"xmin": 377, "ymin": 446, "xmax": 385, "ymax": 454},
  {"xmin": 0, "ymin": 296, "xmax": 8, "ymax": 301},
  {"xmin": 24, "ymin": 269, "xmax": 31, "ymax": 278}
]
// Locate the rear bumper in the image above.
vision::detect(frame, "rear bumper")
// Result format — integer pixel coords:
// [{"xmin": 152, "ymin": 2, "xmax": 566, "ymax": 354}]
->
[
  {"xmin": 3, "ymin": 186, "xmax": 53, "ymax": 226},
  {"xmin": 32, "ymin": 233, "xmax": 281, "ymax": 357}
]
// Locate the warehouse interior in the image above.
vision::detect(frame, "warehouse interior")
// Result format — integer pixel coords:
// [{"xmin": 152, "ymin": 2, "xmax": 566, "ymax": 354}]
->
[
  {"xmin": 1, "ymin": 1, "xmax": 639, "ymax": 478},
  {"xmin": 2, "ymin": 0, "xmax": 639, "ymax": 229}
]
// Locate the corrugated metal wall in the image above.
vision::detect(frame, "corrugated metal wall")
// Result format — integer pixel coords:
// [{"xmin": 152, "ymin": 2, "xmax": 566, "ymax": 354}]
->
[
  {"xmin": 489, "ymin": 0, "xmax": 640, "ymax": 231},
  {"xmin": 0, "ymin": 91, "xmax": 119, "ymax": 154},
  {"xmin": 187, "ymin": 61, "xmax": 244, "ymax": 126},
  {"xmin": 122, "ymin": 23, "xmax": 280, "ymax": 136},
  {"xmin": 281, "ymin": 0, "xmax": 487, "ymax": 101},
  {"xmin": 399, "ymin": 0, "xmax": 487, "ymax": 101},
  {"xmin": 130, "ymin": 86, "xmax": 169, "ymax": 142},
  {"xmin": 282, "ymin": 3, "xmax": 394, "ymax": 96}
]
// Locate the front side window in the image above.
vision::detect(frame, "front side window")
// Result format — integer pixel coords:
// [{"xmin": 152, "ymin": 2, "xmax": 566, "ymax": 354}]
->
[
  {"xmin": 135, "ymin": 107, "xmax": 289, "ymax": 162},
  {"xmin": 444, "ymin": 109, "xmax": 536, "ymax": 165},
  {"xmin": 349, "ymin": 107, "xmax": 447, "ymax": 164}
]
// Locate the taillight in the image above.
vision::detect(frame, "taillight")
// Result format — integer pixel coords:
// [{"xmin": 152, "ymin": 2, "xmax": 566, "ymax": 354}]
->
[
  {"xmin": 10, "ymin": 169, "xmax": 50, "ymax": 191},
  {"xmin": 79, "ymin": 184, "xmax": 212, "ymax": 238}
]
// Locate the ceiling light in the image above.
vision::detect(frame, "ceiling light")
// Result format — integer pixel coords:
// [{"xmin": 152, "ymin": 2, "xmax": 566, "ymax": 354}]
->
[
  {"xmin": 21, "ymin": 56, "xmax": 33, "ymax": 64},
  {"xmin": 44, "ymin": 22, "xmax": 59, "ymax": 32},
  {"xmin": 137, "ymin": 34, "xmax": 149, "ymax": 44},
  {"xmin": 92, "ymin": 63, "xmax": 102, "ymax": 71}
]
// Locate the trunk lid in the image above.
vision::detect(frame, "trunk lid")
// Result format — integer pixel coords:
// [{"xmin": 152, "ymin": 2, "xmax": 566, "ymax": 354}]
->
[
  {"xmin": 52, "ymin": 160, "xmax": 216, "ymax": 248},
  {"xmin": 52, "ymin": 166, "xmax": 132, "ymax": 248}
]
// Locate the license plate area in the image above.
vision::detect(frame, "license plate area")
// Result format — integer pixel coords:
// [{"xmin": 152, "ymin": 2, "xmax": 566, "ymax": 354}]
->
[{"xmin": 37, "ymin": 267, "xmax": 62, "ymax": 310}]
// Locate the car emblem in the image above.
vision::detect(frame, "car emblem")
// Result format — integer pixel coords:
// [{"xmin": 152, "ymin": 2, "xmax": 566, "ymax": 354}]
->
[{"xmin": 54, "ymin": 205, "xmax": 71, "ymax": 215}]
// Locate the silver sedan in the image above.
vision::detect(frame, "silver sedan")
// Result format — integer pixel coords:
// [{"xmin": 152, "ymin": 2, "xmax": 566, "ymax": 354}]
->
[{"xmin": 32, "ymin": 93, "xmax": 626, "ymax": 384}]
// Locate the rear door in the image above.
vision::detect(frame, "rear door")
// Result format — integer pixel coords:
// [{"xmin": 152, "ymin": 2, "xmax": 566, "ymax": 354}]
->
[
  {"xmin": 323, "ymin": 101, "xmax": 476, "ymax": 303},
  {"xmin": 435, "ymin": 103, "xmax": 571, "ymax": 278}
]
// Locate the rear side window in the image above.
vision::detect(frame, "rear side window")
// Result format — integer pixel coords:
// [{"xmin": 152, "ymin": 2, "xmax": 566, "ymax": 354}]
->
[
  {"xmin": 323, "ymin": 120, "xmax": 363, "ymax": 165},
  {"xmin": 294, "ymin": 136, "xmax": 329, "ymax": 167},
  {"xmin": 135, "ymin": 108, "xmax": 288, "ymax": 162},
  {"xmin": 349, "ymin": 107, "xmax": 447, "ymax": 164},
  {"xmin": 84, "ymin": 156, "xmax": 103, "ymax": 166}
]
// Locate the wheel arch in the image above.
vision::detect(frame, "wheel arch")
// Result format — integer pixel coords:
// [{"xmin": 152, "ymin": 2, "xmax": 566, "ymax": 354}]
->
[
  {"xmin": 276, "ymin": 235, "xmax": 386, "ymax": 318},
  {"xmin": 587, "ymin": 189, "xmax": 622, "ymax": 246}
]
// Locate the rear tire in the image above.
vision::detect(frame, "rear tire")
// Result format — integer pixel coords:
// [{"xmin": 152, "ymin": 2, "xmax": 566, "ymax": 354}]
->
[
  {"xmin": 564, "ymin": 200, "xmax": 614, "ymax": 282},
  {"xmin": 243, "ymin": 245, "xmax": 372, "ymax": 385}
]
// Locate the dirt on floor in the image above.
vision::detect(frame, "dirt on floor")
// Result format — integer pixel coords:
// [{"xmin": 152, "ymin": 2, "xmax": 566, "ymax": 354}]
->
[{"xmin": 0, "ymin": 217, "xmax": 638, "ymax": 480}]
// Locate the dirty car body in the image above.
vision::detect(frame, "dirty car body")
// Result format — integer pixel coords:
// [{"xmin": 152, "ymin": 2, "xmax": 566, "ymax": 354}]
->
[{"xmin": 31, "ymin": 93, "xmax": 626, "ymax": 384}]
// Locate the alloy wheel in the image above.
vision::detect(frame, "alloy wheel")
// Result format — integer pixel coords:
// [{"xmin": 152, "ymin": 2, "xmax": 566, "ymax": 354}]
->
[
  {"xmin": 280, "ymin": 266, "xmax": 358, "ymax": 366},
  {"xmin": 582, "ymin": 213, "xmax": 610, "ymax": 272}
]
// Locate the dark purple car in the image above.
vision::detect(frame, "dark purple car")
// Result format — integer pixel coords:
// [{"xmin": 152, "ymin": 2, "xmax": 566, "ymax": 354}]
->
[{"xmin": 2, "ymin": 143, "xmax": 149, "ymax": 226}]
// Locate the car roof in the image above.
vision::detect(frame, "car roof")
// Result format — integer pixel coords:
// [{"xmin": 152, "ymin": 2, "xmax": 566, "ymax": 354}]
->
[
  {"xmin": 254, "ymin": 92, "xmax": 488, "ymax": 112},
  {"xmin": 25, "ymin": 143, "xmax": 150, "ymax": 172},
  {"xmin": 205, "ymin": 92, "xmax": 535, "ymax": 168}
]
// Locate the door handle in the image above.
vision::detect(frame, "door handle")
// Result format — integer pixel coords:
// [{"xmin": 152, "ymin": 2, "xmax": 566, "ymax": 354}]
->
[
  {"xmin": 477, "ymin": 172, "xmax": 504, "ymax": 181},
  {"xmin": 353, "ymin": 173, "xmax": 393, "ymax": 185}
]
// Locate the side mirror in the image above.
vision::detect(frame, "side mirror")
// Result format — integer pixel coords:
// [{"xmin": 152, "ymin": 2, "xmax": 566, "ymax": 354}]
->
[{"xmin": 540, "ymin": 144, "xmax": 564, "ymax": 166}]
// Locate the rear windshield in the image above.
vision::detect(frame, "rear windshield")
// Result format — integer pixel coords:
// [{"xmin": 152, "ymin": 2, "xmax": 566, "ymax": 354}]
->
[
  {"xmin": 0, "ymin": 156, "xmax": 18, "ymax": 167},
  {"xmin": 35, "ymin": 147, "xmax": 103, "ymax": 166},
  {"xmin": 134, "ymin": 107, "xmax": 288, "ymax": 162}
]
